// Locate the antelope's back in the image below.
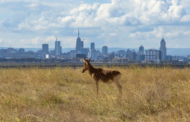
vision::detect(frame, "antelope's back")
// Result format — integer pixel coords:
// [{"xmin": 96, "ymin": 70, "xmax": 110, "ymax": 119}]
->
[
  {"xmin": 102, "ymin": 69, "xmax": 121, "ymax": 76},
  {"xmin": 97, "ymin": 69, "xmax": 121, "ymax": 83}
]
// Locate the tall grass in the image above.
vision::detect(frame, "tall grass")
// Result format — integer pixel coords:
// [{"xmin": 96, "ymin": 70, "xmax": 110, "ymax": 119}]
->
[{"xmin": 0, "ymin": 66, "xmax": 190, "ymax": 121}]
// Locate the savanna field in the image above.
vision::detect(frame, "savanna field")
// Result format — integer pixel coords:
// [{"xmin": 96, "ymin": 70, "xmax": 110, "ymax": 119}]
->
[{"xmin": 0, "ymin": 66, "xmax": 190, "ymax": 122}]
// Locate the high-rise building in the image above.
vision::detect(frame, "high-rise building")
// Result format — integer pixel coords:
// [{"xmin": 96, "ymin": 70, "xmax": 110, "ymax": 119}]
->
[
  {"xmin": 160, "ymin": 38, "xmax": 167, "ymax": 60},
  {"xmin": 7, "ymin": 48, "xmax": 15, "ymax": 53},
  {"xmin": 137, "ymin": 45, "xmax": 145, "ymax": 61},
  {"xmin": 102, "ymin": 46, "xmax": 108, "ymax": 55},
  {"xmin": 117, "ymin": 50, "xmax": 125, "ymax": 57},
  {"xmin": 88, "ymin": 42, "xmax": 97, "ymax": 60},
  {"xmin": 76, "ymin": 30, "xmax": 83, "ymax": 51},
  {"xmin": 91, "ymin": 42, "xmax": 95, "ymax": 51},
  {"xmin": 88, "ymin": 49, "xmax": 97, "ymax": 60},
  {"xmin": 139, "ymin": 45, "xmax": 144, "ymax": 55},
  {"xmin": 18, "ymin": 48, "xmax": 25, "ymax": 54},
  {"xmin": 126, "ymin": 49, "xmax": 131, "ymax": 58},
  {"xmin": 55, "ymin": 37, "xmax": 61, "ymax": 56},
  {"xmin": 79, "ymin": 48, "xmax": 89, "ymax": 57},
  {"xmin": 145, "ymin": 49, "xmax": 161, "ymax": 63},
  {"xmin": 129, "ymin": 52, "xmax": 137, "ymax": 61},
  {"xmin": 42, "ymin": 44, "xmax": 49, "ymax": 54},
  {"xmin": 60, "ymin": 46, "xmax": 62, "ymax": 54}
]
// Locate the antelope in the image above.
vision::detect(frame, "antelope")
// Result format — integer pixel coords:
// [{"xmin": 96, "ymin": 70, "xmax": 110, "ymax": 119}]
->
[{"xmin": 82, "ymin": 58, "xmax": 122, "ymax": 97}]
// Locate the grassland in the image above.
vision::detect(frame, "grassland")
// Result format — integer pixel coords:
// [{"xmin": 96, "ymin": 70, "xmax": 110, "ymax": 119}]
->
[{"xmin": 0, "ymin": 66, "xmax": 190, "ymax": 122}]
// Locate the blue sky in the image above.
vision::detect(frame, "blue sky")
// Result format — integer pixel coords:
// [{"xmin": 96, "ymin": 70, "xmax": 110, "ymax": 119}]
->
[{"xmin": 0, "ymin": 0, "xmax": 190, "ymax": 48}]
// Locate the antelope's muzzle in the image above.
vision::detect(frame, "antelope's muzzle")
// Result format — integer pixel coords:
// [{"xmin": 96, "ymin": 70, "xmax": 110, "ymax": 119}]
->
[{"xmin": 82, "ymin": 69, "xmax": 85, "ymax": 73}]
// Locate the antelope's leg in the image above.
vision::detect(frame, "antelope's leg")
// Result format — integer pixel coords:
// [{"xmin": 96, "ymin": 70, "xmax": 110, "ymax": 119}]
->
[
  {"xmin": 96, "ymin": 81, "xmax": 99, "ymax": 97},
  {"xmin": 115, "ymin": 80, "xmax": 122, "ymax": 96}
]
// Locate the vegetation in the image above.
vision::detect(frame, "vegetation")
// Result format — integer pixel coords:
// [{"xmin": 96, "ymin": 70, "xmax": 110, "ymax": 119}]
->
[{"xmin": 0, "ymin": 66, "xmax": 190, "ymax": 121}]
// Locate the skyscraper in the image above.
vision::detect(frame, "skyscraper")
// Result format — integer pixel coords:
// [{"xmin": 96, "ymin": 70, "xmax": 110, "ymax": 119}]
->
[
  {"xmin": 91, "ymin": 42, "xmax": 95, "ymax": 51},
  {"xmin": 102, "ymin": 46, "xmax": 108, "ymax": 55},
  {"xmin": 88, "ymin": 42, "xmax": 97, "ymax": 60},
  {"xmin": 55, "ymin": 37, "xmax": 61, "ymax": 56},
  {"xmin": 79, "ymin": 48, "xmax": 89, "ymax": 57},
  {"xmin": 139, "ymin": 45, "xmax": 144, "ymax": 55},
  {"xmin": 60, "ymin": 46, "xmax": 62, "ymax": 54},
  {"xmin": 42, "ymin": 44, "xmax": 49, "ymax": 54},
  {"xmin": 160, "ymin": 38, "xmax": 167, "ymax": 60},
  {"xmin": 76, "ymin": 30, "xmax": 83, "ymax": 51},
  {"xmin": 88, "ymin": 49, "xmax": 97, "ymax": 60},
  {"xmin": 137, "ymin": 45, "xmax": 145, "ymax": 61}
]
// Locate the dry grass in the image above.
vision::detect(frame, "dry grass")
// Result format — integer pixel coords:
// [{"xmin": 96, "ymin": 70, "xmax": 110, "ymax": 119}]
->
[{"xmin": 0, "ymin": 66, "xmax": 190, "ymax": 122}]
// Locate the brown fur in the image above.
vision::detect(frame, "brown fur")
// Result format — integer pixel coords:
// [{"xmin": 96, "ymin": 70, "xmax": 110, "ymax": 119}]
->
[{"xmin": 82, "ymin": 58, "xmax": 122, "ymax": 97}]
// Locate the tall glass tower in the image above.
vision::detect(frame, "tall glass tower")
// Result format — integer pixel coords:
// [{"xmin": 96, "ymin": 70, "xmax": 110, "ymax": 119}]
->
[
  {"xmin": 90, "ymin": 42, "xmax": 95, "ymax": 51},
  {"xmin": 42, "ymin": 44, "xmax": 49, "ymax": 54},
  {"xmin": 160, "ymin": 38, "xmax": 167, "ymax": 60},
  {"xmin": 102, "ymin": 46, "xmax": 108, "ymax": 54},
  {"xmin": 76, "ymin": 30, "xmax": 83, "ymax": 51},
  {"xmin": 55, "ymin": 37, "xmax": 61, "ymax": 56},
  {"xmin": 139, "ymin": 45, "xmax": 144, "ymax": 55}
]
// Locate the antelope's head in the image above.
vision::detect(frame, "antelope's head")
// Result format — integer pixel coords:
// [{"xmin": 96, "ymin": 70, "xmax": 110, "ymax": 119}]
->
[{"xmin": 82, "ymin": 57, "xmax": 91, "ymax": 73}]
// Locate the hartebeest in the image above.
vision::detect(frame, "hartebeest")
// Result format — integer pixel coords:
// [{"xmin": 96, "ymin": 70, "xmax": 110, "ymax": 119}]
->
[{"xmin": 82, "ymin": 58, "xmax": 122, "ymax": 97}]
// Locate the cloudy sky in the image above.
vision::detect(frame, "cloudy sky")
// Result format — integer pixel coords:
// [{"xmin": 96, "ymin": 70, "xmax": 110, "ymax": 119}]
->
[{"xmin": 0, "ymin": 0, "xmax": 190, "ymax": 49}]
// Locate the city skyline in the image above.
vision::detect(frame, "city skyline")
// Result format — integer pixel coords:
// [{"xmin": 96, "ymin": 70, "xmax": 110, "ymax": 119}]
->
[
  {"xmin": 0, "ymin": 29, "xmax": 173, "ymax": 50},
  {"xmin": 0, "ymin": 34, "xmax": 190, "ymax": 57},
  {"xmin": 0, "ymin": 34, "xmax": 189, "ymax": 61},
  {"xmin": 0, "ymin": 0, "xmax": 190, "ymax": 48}
]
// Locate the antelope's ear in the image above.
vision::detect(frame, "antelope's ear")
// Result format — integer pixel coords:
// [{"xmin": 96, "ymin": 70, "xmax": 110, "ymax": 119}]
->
[{"xmin": 84, "ymin": 57, "xmax": 87, "ymax": 61}]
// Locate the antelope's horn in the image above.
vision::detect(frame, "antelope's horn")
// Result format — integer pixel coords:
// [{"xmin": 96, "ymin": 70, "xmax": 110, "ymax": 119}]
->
[{"xmin": 89, "ymin": 57, "xmax": 92, "ymax": 61}]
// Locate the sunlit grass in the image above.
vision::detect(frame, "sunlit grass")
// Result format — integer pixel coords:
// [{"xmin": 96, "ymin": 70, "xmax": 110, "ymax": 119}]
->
[{"xmin": 0, "ymin": 66, "xmax": 190, "ymax": 121}]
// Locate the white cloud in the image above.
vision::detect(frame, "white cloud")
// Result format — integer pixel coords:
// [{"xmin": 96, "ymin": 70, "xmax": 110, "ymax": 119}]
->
[
  {"xmin": 0, "ymin": 38, "xmax": 4, "ymax": 43},
  {"xmin": 3, "ymin": 0, "xmax": 189, "ymax": 31},
  {"xmin": 0, "ymin": 0, "xmax": 190, "ymax": 48},
  {"xmin": 180, "ymin": 0, "xmax": 190, "ymax": 7},
  {"xmin": 181, "ymin": 14, "xmax": 190, "ymax": 22},
  {"xmin": 130, "ymin": 26, "xmax": 190, "ymax": 39},
  {"xmin": 56, "ymin": 0, "xmax": 190, "ymax": 28}
]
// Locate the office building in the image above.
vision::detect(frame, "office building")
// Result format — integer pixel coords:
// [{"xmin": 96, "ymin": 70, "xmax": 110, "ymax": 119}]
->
[
  {"xmin": 42, "ymin": 44, "xmax": 49, "ymax": 54},
  {"xmin": 102, "ymin": 46, "xmax": 108, "ymax": 55},
  {"xmin": 76, "ymin": 54, "xmax": 86, "ymax": 58},
  {"xmin": 166, "ymin": 55, "xmax": 172, "ymax": 61},
  {"xmin": 91, "ymin": 43, "xmax": 95, "ymax": 51},
  {"xmin": 129, "ymin": 52, "xmax": 137, "ymax": 61},
  {"xmin": 88, "ymin": 42, "xmax": 97, "ymax": 60},
  {"xmin": 117, "ymin": 50, "xmax": 125, "ymax": 57},
  {"xmin": 7, "ymin": 48, "xmax": 17, "ymax": 54},
  {"xmin": 18, "ymin": 48, "xmax": 25, "ymax": 53},
  {"xmin": 79, "ymin": 48, "xmax": 89, "ymax": 57},
  {"xmin": 60, "ymin": 46, "xmax": 62, "ymax": 54},
  {"xmin": 76, "ymin": 30, "xmax": 83, "ymax": 51},
  {"xmin": 70, "ymin": 50, "xmax": 78, "ymax": 58},
  {"xmin": 138, "ymin": 45, "xmax": 145, "ymax": 61},
  {"xmin": 55, "ymin": 37, "xmax": 61, "ymax": 56},
  {"xmin": 6, "ymin": 52, "xmax": 36, "ymax": 59},
  {"xmin": 88, "ymin": 49, "xmax": 97, "ymax": 60},
  {"xmin": 139, "ymin": 45, "xmax": 144, "ymax": 55},
  {"xmin": 42, "ymin": 53, "xmax": 49, "ymax": 59},
  {"xmin": 145, "ymin": 49, "xmax": 161, "ymax": 63},
  {"xmin": 160, "ymin": 38, "xmax": 167, "ymax": 60}
]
